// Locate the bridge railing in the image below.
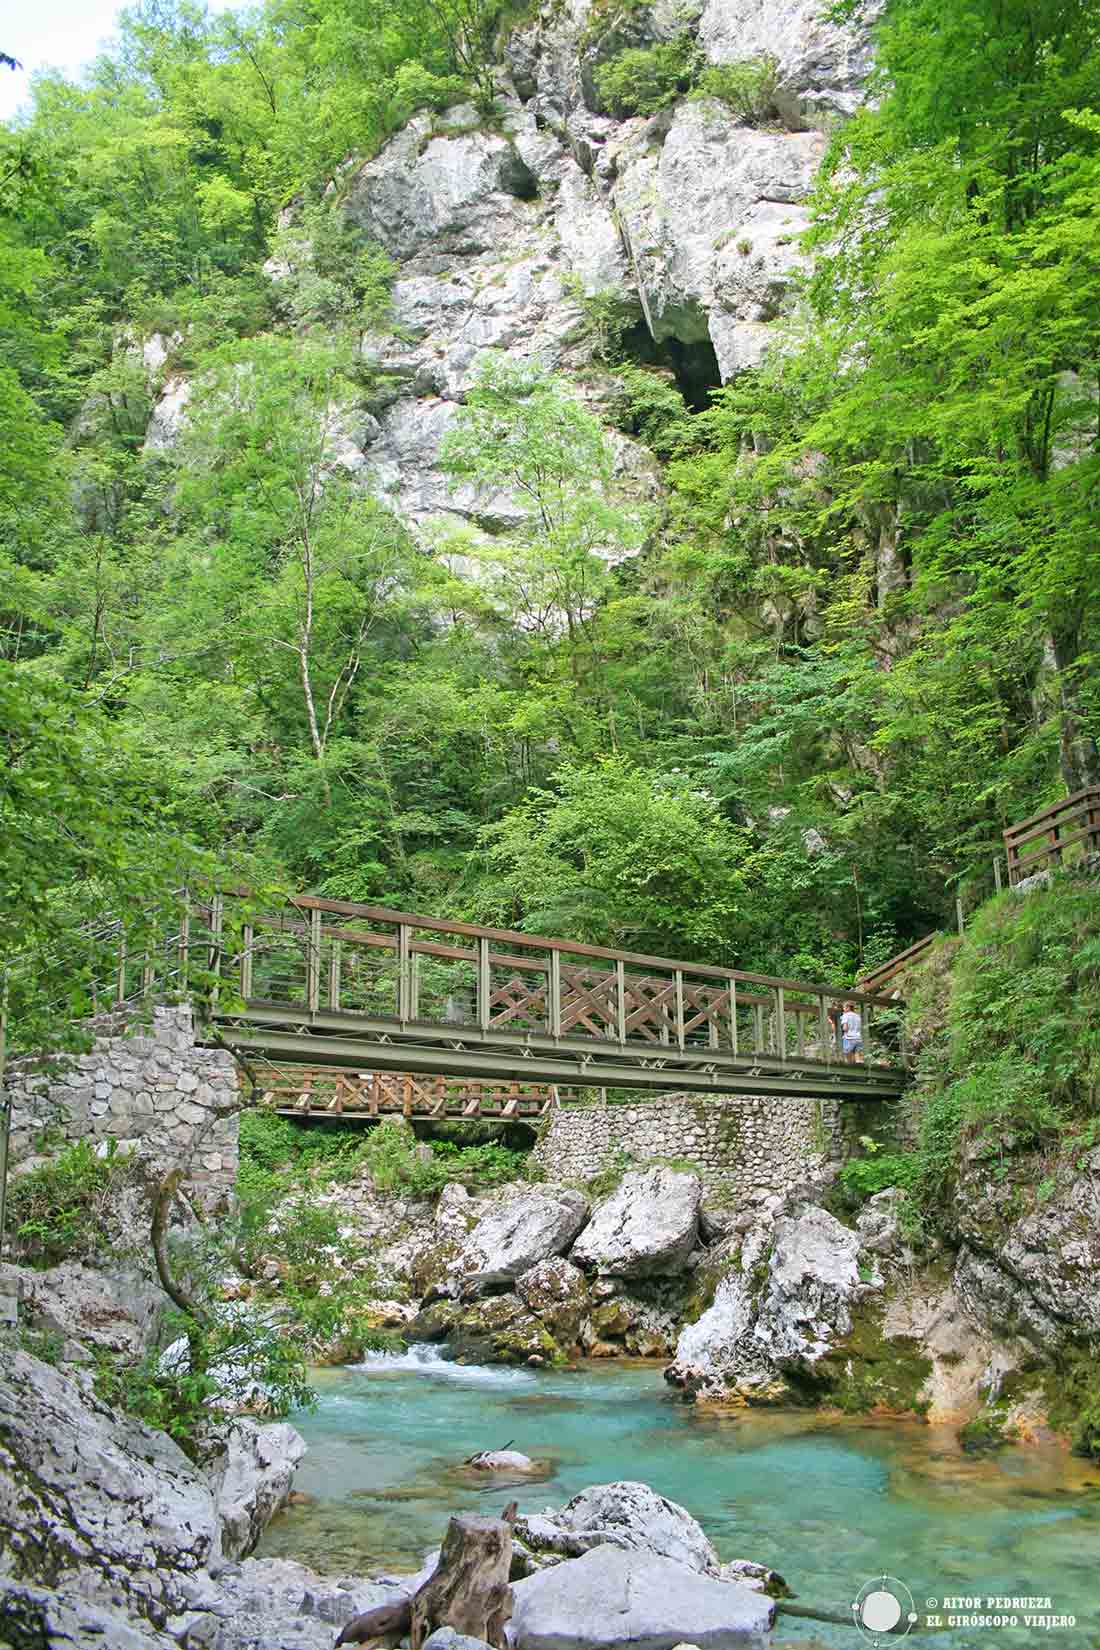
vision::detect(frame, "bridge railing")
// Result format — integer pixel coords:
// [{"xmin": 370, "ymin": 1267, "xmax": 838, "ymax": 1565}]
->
[
  {"xmin": 217, "ymin": 893, "xmax": 903, "ymax": 1071},
  {"xmin": 1004, "ymin": 786, "xmax": 1100, "ymax": 886}
]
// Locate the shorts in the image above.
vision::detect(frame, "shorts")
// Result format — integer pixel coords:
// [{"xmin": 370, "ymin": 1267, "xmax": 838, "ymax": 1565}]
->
[{"xmin": 842, "ymin": 1036, "xmax": 863, "ymax": 1055}]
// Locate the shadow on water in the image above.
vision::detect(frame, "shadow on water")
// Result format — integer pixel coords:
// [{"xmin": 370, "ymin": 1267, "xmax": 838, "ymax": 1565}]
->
[{"xmin": 260, "ymin": 1351, "xmax": 1100, "ymax": 1648}]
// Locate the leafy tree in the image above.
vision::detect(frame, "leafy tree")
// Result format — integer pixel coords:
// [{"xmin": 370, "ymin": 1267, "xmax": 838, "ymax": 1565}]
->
[{"xmin": 475, "ymin": 756, "xmax": 749, "ymax": 958}]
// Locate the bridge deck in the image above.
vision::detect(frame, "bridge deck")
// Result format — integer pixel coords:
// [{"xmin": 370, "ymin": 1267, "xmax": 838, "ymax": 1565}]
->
[{"xmin": 198, "ymin": 894, "xmax": 908, "ymax": 1102}]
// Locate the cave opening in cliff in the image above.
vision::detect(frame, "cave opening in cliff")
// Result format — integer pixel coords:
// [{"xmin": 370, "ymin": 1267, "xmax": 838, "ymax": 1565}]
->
[{"xmin": 617, "ymin": 321, "xmax": 723, "ymax": 413}]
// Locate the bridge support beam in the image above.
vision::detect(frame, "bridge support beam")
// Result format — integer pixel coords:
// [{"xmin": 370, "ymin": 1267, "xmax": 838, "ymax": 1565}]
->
[{"xmin": 212, "ymin": 1023, "xmax": 903, "ymax": 1102}]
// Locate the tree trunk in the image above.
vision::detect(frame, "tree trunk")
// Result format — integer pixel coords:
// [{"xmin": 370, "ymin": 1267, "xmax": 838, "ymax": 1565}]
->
[
  {"xmin": 409, "ymin": 1512, "xmax": 515, "ymax": 1650},
  {"xmin": 1049, "ymin": 620, "xmax": 1100, "ymax": 792}
]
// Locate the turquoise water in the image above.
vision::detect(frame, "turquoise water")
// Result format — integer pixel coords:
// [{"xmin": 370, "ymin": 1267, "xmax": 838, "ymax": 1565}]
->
[{"xmin": 259, "ymin": 1347, "xmax": 1100, "ymax": 1648}]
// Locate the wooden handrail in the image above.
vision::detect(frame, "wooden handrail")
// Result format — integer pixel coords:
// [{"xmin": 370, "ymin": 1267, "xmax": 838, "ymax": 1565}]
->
[
  {"xmin": 1003, "ymin": 787, "xmax": 1100, "ymax": 885},
  {"xmin": 254, "ymin": 892, "xmax": 898, "ymax": 1009}
]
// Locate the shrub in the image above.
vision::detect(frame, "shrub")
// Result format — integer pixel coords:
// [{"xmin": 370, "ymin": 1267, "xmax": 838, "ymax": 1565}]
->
[
  {"xmin": 594, "ymin": 34, "xmax": 700, "ymax": 118},
  {"xmin": 93, "ymin": 1305, "xmax": 315, "ymax": 1460},
  {"xmin": 837, "ymin": 1150, "xmax": 920, "ymax": 1205},
  {"xmin": 6, "ymin": 1139, "xmax": 137, "ymax": 1267},
  {"xmin": 609, "ymin": 365, "xmax": 696, "ymax": 457},
  {"xmin": 692, "ymin": 55, "xmax": 780, "ymax": 124}
]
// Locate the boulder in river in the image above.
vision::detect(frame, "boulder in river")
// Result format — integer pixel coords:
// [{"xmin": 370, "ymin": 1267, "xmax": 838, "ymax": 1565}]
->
[
  {"xmin": 509, "ymin": 1546, "xmax": 775, "ymax": 1650},
  {"xmin": 516, "ymin": 1480, "xmax": 719, "ymax": 1574},
  {"xmin": 208, "ymin": 1416, "xmax": 308, "ymax": 1560},
  {"xmin": 456, "ymin": 1187, "xmax": 590, "ymax": 1297},
  {"xmin": 571, "ymin": 1167, "xmax": 702, "ymax": 1279}
]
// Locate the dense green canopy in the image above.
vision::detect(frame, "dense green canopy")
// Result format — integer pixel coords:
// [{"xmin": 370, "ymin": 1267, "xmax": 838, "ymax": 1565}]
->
[{"xmin": 2, "ymin": 0, "xmax": 1098, "ymax": 1022}]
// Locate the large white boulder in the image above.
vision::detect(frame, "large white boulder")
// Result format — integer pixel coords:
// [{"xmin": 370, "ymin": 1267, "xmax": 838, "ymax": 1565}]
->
[
  {"xmin": 0, "ymin": 1582, "xmax": 180, "ymax": 1648},
  {"xmin": 755, "ymin": 1204, "xmax": 862, "ymax": 1369},
  {"xmin": 510, "ymin": 1547, "xmax": 774, "ymax": 1650},
  {"xmin": 456, "ymin": 1186, "xmax": 590, "ymax": 1295},
  {"xmin": 572, "ymin": 1166, "xmax": 701, "ymax": 1278},
  {"xmin": 698, "ymin": 0, "xmax": 877, "ymax": 127},
  {"xmin": 541, "ymin": 1480, "xmax": 720, "ymax": 1573},
  {"xmin": 207, "ymin": 1418, "xmax": 307, "ymax": 1561}
]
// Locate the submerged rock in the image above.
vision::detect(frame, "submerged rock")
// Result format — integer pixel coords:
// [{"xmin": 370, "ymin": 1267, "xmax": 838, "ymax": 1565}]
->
[
  {"xmin": 510, "ymin": 1546, "xmax": 774, "ymax": 1650},
  {"xmin": 466, "ymin": 1447, "xmax": 539, "ymax": 1472},
  {"xmin": 572, "ymin": 1167, "xmax": 702, "ymax": 1279}
]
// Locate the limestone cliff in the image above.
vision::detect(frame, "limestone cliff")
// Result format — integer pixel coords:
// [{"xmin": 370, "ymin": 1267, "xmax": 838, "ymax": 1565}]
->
[{"xmin": 144, "ymin": 0, "xmax": 876, "ymax": 537}]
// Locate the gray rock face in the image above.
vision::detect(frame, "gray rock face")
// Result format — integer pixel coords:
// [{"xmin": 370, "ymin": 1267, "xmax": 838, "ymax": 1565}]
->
[
  {"xmin": 0, "ymin": 1350, "xmax": 219, "ymax": 1627},
  {"xmin": 608, "ymin": 102, "xmax": 823, "ymax": 378},
  {"xmin": 547, "ymin": 1480, "xmax": 719, "ymax": 1573},
  {"xmin": 698, "ymin": 0, "xmax": 877, "ymax": 127},
  {"xmin": 510, "ymin": 1546, "xmax": 775, "ymax": 1650},
  {"xmin": 572, "ymin": 1166, "xmax": 702, "ymax": 1277},
  {"xmin": 953, "ymin": 1147, "xmax": 1100, "ymax": 1348},
  {"xmin": 207, "ymin": 1419, "xmax": 307, "ymax": 1561},
  {"xmin": 342, "ymin": 109, "xmax": 538, "ymax": 261},
  {"xmin": 0, "ymin": 1581, "xmax": 180, "ymax": 1648},
  {"xmin": 456, "ymin": 1186, "xmax": 590, "ymax": 1294},
  {"xmin": 9, "ymin": 1260, "xmax": 165, "ymax": 1357}
]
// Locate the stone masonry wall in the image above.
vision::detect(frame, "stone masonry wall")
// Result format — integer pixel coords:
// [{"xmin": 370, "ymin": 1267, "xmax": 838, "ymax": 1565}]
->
[
  {"xmin": 4, "ymin": 1006, "xmax": 239, "ymax": 1204},
  {"xmin": 531, "ymin": 1093, "xmax": 842, "ymax": 1200}
]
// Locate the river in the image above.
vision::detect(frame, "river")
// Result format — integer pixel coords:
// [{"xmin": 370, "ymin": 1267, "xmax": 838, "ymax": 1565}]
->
[{"xmin": 258, "ymin": 1347, "xmax": 1100, "ymax": 1647}]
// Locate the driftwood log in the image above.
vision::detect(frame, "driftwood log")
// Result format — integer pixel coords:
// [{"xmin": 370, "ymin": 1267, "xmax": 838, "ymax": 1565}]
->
[{"xmin": 335, "ymin": 1504, "xmax": 518, "ymax": 1650}]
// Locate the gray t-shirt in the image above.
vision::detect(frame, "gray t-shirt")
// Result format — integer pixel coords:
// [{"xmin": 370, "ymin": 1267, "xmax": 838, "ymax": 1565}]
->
[{"xmin": 841, "ymin": 1010, "xmax": 862, "ymax": 1038}]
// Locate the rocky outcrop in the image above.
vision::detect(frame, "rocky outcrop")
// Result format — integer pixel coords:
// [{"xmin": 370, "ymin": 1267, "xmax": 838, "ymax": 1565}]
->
[
  {"xmin": 208, "ymin": 1419, "xmax": 308, "ymax": 1561},
  {"xmin": 571, "ymin": 1167, "xmax": 702, "ymax": 1278},
  {"xmin": 453, "ymin": 1187, "xmax": 590, "ymax": 1296},
  {"xmin": 665, "ymin": 1202, "xmax": 937, "ymax": 1412},
  {"xmin": 951, "ymin": 1145, "xmax": 1100, "ymax": 1350},
  {"xmin": 3, "ymin": 1259, "xmax": 166, "ymax": 1359},
  {"xmin": 510, "ymin": 1546, "xmax": 774, "ymax": 1650},
  {"xmin": 0, "ymin": 1350, "xmax": 220, "ymax": 1628}
]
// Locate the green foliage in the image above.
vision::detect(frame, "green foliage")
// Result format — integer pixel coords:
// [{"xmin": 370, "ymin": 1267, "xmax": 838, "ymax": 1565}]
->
[
  {"xmin": 594, "ymin": 34, "xmax": 699, "ymax": 118},
  {"xmin": 958, "ymin": 1410, "xmax": 1015, "ymax": 1453},
  {"xmin": 6, "ymin": 1139, "xmax": 136, "ymax": 1267},
  {"xmin": 692, "ymin": 55, "xmax": 779, "ymax": 124},
  {"xmin": 93, "ymin": 1305, "xmax": 315, "ymax": 1459},
  {"xmin": 476, "ymin": 755, "xmax": 748, "ymax": 957},
  {"xmin": 609, "ymin": 365, "xmax": 696, "ymax": 457},
  {"xmin": 836, "ymin": 1150, "xmax": 920, "ymax": 1206}
]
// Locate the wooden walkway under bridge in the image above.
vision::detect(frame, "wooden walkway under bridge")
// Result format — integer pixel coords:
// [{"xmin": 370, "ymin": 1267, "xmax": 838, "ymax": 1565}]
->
[
  {"xmin": 265, "ymin": 1067, "xmax": 555, "ymax": 1120},
  {"xmin": 186, "ymin": 893, "xmax": 909, "ymax": 1102}
]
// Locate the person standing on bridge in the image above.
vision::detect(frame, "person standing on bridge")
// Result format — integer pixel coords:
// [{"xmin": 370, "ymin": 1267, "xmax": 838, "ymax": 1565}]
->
[{"xmin": 840, "ymin": 1002, "xmax": 863, "ymax": 1063}]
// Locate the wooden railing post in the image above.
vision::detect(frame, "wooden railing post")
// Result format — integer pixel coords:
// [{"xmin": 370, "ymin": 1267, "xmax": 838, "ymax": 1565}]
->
[
  {"xmin": 820, "ymin": 995, "xmax": 830, "ymax": 1065},
  {"xmin": 398, "ymin": 924, "xmax": 412, "ymax": 1020},
  {"xmin": 328, "ymin": 939, "xmax": 341, "ymax": 1011},
  {"xmin": 477, "ymin": 936, "xmax": 491, "ymax": 1031},
  {"xmin": 178, "ymin": 891, "xmax": 190, "ymax": 993},
  {"xmin": 729, "ymin": 979, "xmax": 738, "ymax": 1054},
  {"xmin": 549, "ymin": 951, "xmax": 561, "ymax": 1037},
  {"xmin": 116, "ymin": 937, "xmax": 127, "ymax": 1006},
  {"xmin": 675, "ymin": 969, "xmax": 685, "ymax": 1050},
  {"xmin": 616, "ymin": 959, "xmax": 626, "ymax": 1044},
  {"xmin": 241, "ymin": 923, "xmax": 254, "ymax": 1000},
  {"xmin": 209, "ymin": 894, "xmax": 223, "ymax": 1011},
  {"xmin": 776, "ymin": 987, "xmax": 787, "ymax": 1060},
  {"xmin": 307, "ymin": 906, "xmax": 322, "ymax": 1013}
]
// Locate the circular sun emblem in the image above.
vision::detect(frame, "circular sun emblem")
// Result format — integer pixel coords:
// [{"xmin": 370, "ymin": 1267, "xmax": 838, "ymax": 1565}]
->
[{"xmin": 851, "ymin": 1575, "xmax": 919, "ymax": 1644}]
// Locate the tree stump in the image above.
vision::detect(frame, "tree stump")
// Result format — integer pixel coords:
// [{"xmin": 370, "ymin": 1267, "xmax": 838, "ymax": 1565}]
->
[{"xmin": 409, "ymin": 1511, "xmax": 515, "ymax": 1650}]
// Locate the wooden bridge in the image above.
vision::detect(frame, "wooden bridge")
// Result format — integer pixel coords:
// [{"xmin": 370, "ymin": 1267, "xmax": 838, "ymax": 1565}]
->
[
  {"xmin": 179, "ymin": 893, "xmax": 908, "ymax": 1102},
  {"xmin": 264, "ymin": 1067, "xmax": 556, "ymax": 1120}
]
